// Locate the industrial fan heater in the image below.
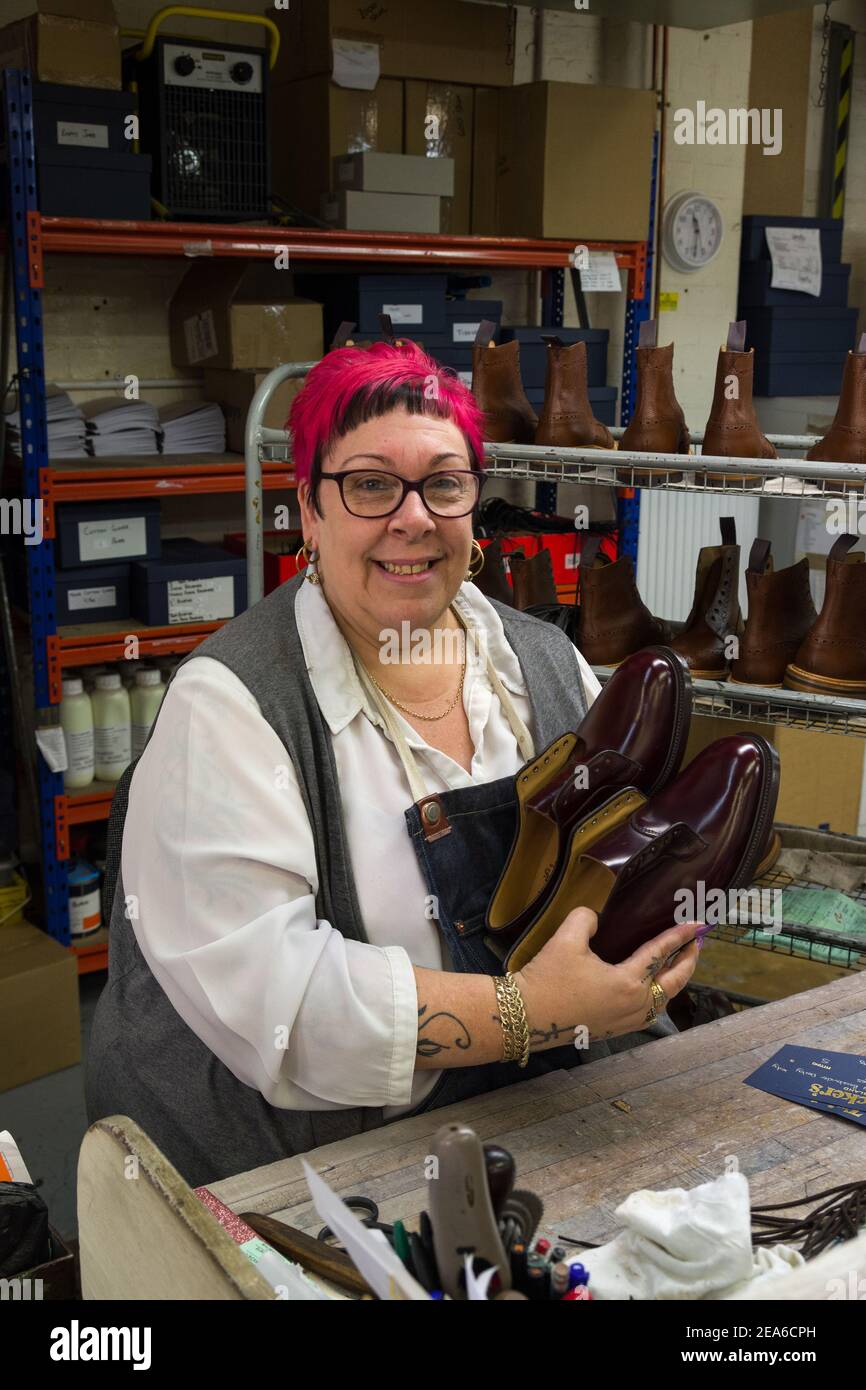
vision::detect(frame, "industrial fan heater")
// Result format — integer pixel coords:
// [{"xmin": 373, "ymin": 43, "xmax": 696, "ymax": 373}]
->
[{"xmin": 130, "ymin": 34, "xmax": 271, "ymax": 220}]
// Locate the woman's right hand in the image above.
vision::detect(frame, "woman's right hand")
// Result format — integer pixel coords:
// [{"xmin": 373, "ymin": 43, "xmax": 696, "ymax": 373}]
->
[{"xmin": 513, "ymin": 908, "xmax": 702, "ymax": 1046}]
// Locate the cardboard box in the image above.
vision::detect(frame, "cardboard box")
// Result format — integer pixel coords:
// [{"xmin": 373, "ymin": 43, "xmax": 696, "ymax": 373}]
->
[
  {"xmin": 271, "ymin": 0, "xmax": 514, "ymax": 87},
  {"xmin": 169, "ymin": 263, "xmax": 323, "ymax": 370},
  {"xmin": 270, "ymin": 76, "xmax": 403, "ymax": 221},
  {"xmin": 204, "ymin": 369, "xmax": 303, "ymax": 455},
  {"xmin": 404, "ymin": 81, "xmax": 473, "ymax": 235},
  {"xmin": 0, "ymin": 0, "xmax": 121, "ymax": 91},
  {"xmin": 0, "ymin": 925, "xmax": 80, "ymax": 1092},
  {"xmin": 321, "ymin": 188, "xmax": 440, "ymax": 233},
  {"xmin": 495, "ymin": 82, "xmax": 656, "ymax": 241},
  {"xmin": 334, "ymin": 150, "xmax": 454, "ymax": 197},
  {"xmin": 685, "ymin": 715, "xmax": 865, "ymax": 835},
  {"xmin": 471, "ymin": 86, "xmax": 500, "ymax": 235}
]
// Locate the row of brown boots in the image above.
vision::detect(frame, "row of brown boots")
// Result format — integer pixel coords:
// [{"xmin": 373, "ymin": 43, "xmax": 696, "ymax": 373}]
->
[
  {"xmin": 472, "ymin": 318, "xmax": 866, "ymax": 472},
  {"xmin": 476, "ymin": 521, "xmax": 866, "ymax": 696}
]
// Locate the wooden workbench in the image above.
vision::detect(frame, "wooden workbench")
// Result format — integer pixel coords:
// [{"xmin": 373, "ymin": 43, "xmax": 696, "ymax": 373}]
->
[{"xmin": 78, "ymin": 974, "xmax": 866, "ymax": 1299}]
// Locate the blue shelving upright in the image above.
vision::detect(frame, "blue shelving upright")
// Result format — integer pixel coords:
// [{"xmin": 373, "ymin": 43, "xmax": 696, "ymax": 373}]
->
[{"xmin": 3, "ymin": 68, "xmax": 70, "ymax": 944}]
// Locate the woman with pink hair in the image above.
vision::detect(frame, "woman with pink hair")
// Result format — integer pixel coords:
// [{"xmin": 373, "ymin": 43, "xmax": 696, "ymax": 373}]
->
[{"xmin": 86, "ymin": 340, "xmax": 698, "ymax": 1186}]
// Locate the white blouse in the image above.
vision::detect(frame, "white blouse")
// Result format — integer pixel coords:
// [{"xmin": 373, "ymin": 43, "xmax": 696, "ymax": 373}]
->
[{"xmin": 122, "ymin": 579, "xmax": 600, "ymax": 1117}]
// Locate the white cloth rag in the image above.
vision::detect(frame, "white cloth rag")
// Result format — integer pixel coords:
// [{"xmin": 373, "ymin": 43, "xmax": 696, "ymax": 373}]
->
[{"xmin": 582, "ymin": 1171, "xmax": 804, "ymax": 1300}]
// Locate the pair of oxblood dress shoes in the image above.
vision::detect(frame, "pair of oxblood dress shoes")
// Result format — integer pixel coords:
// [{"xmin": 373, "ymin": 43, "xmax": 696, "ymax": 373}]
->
[{"xmin": 486, "ymin": 648, "xmax": 781, "ymax": 971}]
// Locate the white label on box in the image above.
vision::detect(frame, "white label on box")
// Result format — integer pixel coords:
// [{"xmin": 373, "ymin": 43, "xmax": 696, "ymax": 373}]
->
[
  {"xmin": 68, "ymin": 585, "xmax": 117, "ymax": 611},
  {"xmin": 458, "ymin": 371, "xmax": 472, "ymax": 386},
  {"xmin": 331, "ymin": 38, "xmax": 380, "ymax": 91},
  {"xmin": 183, "ymin": 308, "xmax": 219, "ymax": 364},
  {"xmin": 565, "ymin": 553, "xmax": 579, "ymax": 570},
  {"xmin": 167, "ymin": 576, "xmax": 234, "ymax": 624},
  {"xmin": 56, "ymin": 121, "xmax": 109, "ymax": 149},
  {"xmin": 78, "ymin": 517, "xmax": 147, "ymax": 563},
  {"xmin": 453, "ymin": 322, "xmax": 481, "ymax": 343},
  {"xmin": 579, "ymin": 251, "xmax": 622, "ymax": 293},
  {"xmin": 765, "ymin": 227, "xmax": 822, "ymax": 297},
  {"xmin": 383, "ymin": 303, "xmax": 423, "ymax": 325}
]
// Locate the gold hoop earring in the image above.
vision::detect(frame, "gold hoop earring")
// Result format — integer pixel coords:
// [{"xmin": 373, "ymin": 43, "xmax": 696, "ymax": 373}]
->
[
  {"xmin": 296, "ymin": 539, "xmax": 321, "ymax": 585},
  {"xmin": 466, "ymin": 539, "xmax": 485, "ymax": 581}
]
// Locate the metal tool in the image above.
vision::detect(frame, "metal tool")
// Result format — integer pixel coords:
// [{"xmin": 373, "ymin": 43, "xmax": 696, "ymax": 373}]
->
[
  {"xmin": 428, "ymin": 1123, "xmax": 511, "ymax": 1299},
  {"xmin": 315, "ymin": 1194, "xmax": 394, "ymax": 1248}
]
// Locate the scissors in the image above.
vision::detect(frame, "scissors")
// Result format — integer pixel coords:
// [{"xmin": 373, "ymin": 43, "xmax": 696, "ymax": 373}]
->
[{"xmin": 317, "ymin": 1195, "xmax": 394, "ymax": 1248}]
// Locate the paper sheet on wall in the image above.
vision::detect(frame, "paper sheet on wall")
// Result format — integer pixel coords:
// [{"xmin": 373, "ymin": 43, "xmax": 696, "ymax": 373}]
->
[
  {"xmin": 579, "ymin": 251, "xmax": 622, "ymax": 293},
  {"xmin": 765, "ymin": 226, "xmax": 823, "ymax": 297},
  {"xmin": 331, "ymin": 38, "xmax": 380, "ymax": 91}
]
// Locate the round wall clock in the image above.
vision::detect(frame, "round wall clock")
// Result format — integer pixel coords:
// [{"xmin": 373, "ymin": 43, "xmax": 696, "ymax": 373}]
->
[{"xmin": 661, "ymin": 192, "xmax": 724, "ymax": 273}]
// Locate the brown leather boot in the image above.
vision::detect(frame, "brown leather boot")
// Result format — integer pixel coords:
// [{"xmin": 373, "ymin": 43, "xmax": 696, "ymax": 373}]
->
[
  {"xmin": 702, "ymin": 339, "xmax": 777, "ymax": 481},
  {"xmin": 785, "ymin": 534, "xmax": 866, "ymax": 696},
  {"xmin": 729, "ymin": 539, "xmax": 817, "ymax": 687},
  {"xmin": 576, "ymin": 535, "xmax": 669, "ymax": 665},
  {"xmin": 472, "ymin": 537, "xmax": 515, "ymax": 606},
  {"xmin": 510, "ymin": 547, "xmax": 558, "ymax": 610},
  {"xmin": 619, "ymin": 341, "xmax": 690, "ymax": 454},
  {"xmin": 471, "ymin": 322, "xmax": 537, "ymax": 444},
  {"xmin": 806, "ymin": 346, "xmax": 866, "ymax": 469},
  {"xmin": 535, "ymin": 338, "xmax": 615, "ymax": 449},
  {"xmin": 668, "ymin": 517, "xmax": 743, "ymax": 678}
]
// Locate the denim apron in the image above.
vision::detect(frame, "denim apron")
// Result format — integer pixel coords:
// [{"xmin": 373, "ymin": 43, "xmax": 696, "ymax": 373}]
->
[{"xmin": 353, "ymin": 611, "xmax": 676, "ymax": 1119}]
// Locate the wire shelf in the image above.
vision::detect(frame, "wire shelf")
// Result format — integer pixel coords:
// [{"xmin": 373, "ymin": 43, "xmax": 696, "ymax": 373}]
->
[
  {"xmin": 483, "ymin": 436, "xmax": 866, "ymax": 499},
  {"xmin": 592, "ymin": 666, "xmax": 866, "ymax": 738},
  {"xmin": 712, "ymin": 858, "xmax": 866, "ymax": 973}
]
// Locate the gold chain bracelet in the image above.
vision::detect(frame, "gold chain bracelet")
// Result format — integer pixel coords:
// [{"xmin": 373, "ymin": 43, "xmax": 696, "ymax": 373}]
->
[{"xmin": 493, "ymin": 973, "xmax": 530, "ymax": 1068}]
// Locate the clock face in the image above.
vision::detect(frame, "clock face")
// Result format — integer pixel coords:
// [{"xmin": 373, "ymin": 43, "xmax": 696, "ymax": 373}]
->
[{"xmin": 663, "ymin": 193, "xmax": 724, "ymax": 272}]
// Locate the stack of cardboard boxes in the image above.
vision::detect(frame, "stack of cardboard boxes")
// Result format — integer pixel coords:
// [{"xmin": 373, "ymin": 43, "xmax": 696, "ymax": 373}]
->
[
  {"xmin": 269, "ymin": 0, "xmax": 656, "ymax": 241},
  {"xmin": 0, "ymin": 0, "xmax": 121, "ymax": 90},
  {"xmin": 269, "ymin": 0, "xmax": 513, "ymax": 236}
]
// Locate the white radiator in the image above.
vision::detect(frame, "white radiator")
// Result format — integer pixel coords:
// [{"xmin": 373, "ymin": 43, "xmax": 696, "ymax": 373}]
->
[{"xmin": 635, "ymin": 491, "xmax": 761, "ymax": 623}]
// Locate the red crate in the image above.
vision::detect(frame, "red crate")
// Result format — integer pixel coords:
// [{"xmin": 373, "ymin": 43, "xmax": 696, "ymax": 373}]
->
[{"xmin": 224, "ymin": 530, "xmax": 303, "ymax": 594}]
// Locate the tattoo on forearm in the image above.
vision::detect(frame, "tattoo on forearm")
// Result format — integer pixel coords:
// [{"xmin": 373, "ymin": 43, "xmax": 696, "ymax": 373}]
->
[
  {"xmin": 416, "ymin": 1003, "xmax": 472, "ymax": 1057},
  {"xmin": 490, "ymin": 1015, "xmax": 581, "ymax": 1052}
]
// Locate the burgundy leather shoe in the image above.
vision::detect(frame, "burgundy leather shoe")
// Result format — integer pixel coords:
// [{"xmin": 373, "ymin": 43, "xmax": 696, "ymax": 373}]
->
[
  {"xmin": 487, "ymin": 647, "xmax": 692, "ymax": 944},
  {"xmin": 503, "ymin": 733, "xmax": 780, "ymax": 972}
]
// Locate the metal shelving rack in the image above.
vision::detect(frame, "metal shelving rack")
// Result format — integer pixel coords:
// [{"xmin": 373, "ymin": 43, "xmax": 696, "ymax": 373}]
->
[{"xmin": 2, "ymin": 66, "xmax": 650, "ymax": 962}]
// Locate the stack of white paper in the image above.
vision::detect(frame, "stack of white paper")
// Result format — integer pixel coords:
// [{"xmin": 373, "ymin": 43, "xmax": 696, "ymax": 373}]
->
[
  {"xmin": 4, "ymin": 387, "xmax": 88, "ymax": 458},
  {"xmin": 83, "ymin": 398, "xmax": 161, "ymax": 456},
  {"xmin": 158, "ymin": 400, "xmax": 226, "ymax": 454}
]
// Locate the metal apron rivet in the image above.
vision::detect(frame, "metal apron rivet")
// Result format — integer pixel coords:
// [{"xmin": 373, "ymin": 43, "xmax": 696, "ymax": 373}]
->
[{"xmin": 423, "ymin": 801, "xmax": 441, "ymax": 825}]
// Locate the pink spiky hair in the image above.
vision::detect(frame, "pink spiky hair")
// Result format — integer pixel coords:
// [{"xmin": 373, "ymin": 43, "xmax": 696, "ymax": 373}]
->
[{"xmin": 287, "ymin": 340, "xmax": 486, "ymax": 488}]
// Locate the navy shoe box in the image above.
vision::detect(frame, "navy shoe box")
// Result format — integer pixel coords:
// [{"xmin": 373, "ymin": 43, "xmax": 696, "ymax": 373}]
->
[
  {"xmin": 739, "ymin": 260, "xmax": 851, "ymax": 308},
  {"xmin": 33, "ymin": 82, "xmax": 139, "ymax": 156},
  {"xmin": 293, "ymin": 273, "xmax": 448, "ymax": 345},
  {"xmin": 740, "ymin": 215, "xmax": 844, "ymax": 265},
  {"xmin": 742, "ymin": 306, "xmax": 858, "ymax": 355},
  {"xmin": 498, "ymin": 327, "xmax": 609, "ymax": 389},
  {"xmin": 429, "ymin": 346, "xmax": 474, "ymax": 381},
  {"xmin": 55, "ymin": 563, "xmax": 132, "ymax": 626},
  {"xmin": 526, "ymin": 385, "xmax": 618, "ymax": 426},
  {"xmin": 752, "ymin": 353, "xmax": 847, "ymax": 397},
  {"xmin": 132, "ymin": 539, "xmax": 247, "ymax": 626},
  {"xmin": 57, "ymin": 500, "xmax": 161, "ymax": 570},
  {"xmin": 38, "ymin": 147, "xmax": 152, "ymax": 219},
  {"xmin": 421, "ymin": 299, "xmax": 503, "ymax": 349}
]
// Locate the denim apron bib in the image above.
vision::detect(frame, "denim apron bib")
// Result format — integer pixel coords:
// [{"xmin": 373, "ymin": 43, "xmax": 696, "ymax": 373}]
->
[{"xmin": 353, "ymin": 610, "xmax": 626, "ymax": 1116}]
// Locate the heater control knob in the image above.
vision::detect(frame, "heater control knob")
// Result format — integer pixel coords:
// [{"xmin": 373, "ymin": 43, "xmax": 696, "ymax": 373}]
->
[
  {"xmin": 173, "ymin": 53, "xmax": 196, "ymax": 77},
  {"xmin": 231, "ymin": 61, "xmax": 254, "ymax": 84}
]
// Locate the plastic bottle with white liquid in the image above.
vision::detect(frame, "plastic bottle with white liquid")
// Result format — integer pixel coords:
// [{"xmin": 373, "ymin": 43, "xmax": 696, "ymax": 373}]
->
[
  {"xmin": 61, "ymin": 677, "xmax": 95, "ymax": 790},
  {"xmin": 92, "ymin": 672, "xmax": 131, "ymax": 782},
  {"xmin": 131, "ymin": 668, "xmax": 166, "ymax": 758}
]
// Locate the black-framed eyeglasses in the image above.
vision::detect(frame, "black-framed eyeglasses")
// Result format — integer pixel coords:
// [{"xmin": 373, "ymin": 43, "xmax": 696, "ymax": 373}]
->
[{"xmin": 318, "ymin": 468, "xmax": 484, "ymax": 518}]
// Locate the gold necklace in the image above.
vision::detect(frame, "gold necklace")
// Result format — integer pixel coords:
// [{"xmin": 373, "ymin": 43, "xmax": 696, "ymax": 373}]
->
[{"xmin": 367, "ymin": 657, "xmax": 466, "ymax": 722}]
